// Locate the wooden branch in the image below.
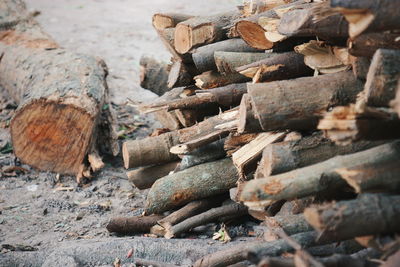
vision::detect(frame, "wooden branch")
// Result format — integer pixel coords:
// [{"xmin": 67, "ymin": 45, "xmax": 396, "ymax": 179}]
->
[
  {"xmin": 194, "ymin": 71, "xmax": 250, "ymax": 90},
  {"xmin": 247, "ymin": 71, "xmax": 363, "ymax": 132},
  {"xmin": 152, "ymin": 13, "xmax": 193, "ymax": 30},
  {"xmin": 106, "ymin": 215, "xmax": 164, "ymax": 234},
  {"xmin": 164, "ymin": 202, "xmax": 248, "ymax": 239},
  {"xmin": 126, "ymin": 161, "xmax": 179, "ymax": 190},
  {"xmin": 237, "ymin": 51, "xmax": 313, "ymax": 82},
  {"xmin": 239, "ymin": 141, "xmax": 400, "ymax": 209},
  {"xmin": 145, "ymin": 158, "xmax": 238, "ymax": 214},
  {"xmin": 237, "ymin": 94, "xmax": 263, "ymax": 134},
  {"xmin": 139, "ymin": 55, "xmax": 169, "ymax": 96},
  {"xmin": 304, "ymin": 194, "xmax": 400, "ymax": 242},
  {"xmin": 192, "ymin": 38, "xmax": 261, "ymax": 73},
  {"xmin": 174, "ymin": 11, "xmax": 241, "ymax": 53},
  {"xmin": 214, "ymin": 52, "xmax": 272, "ymax": 75},
  {"xmin": 348, "ymin": 32, "xmax": 400, "ymax": 58},
  {"xmin": 364, "ymin": 49, "xmax": 400, "ymax": 107},
  {"xmin": 256, "ymin": 132, "xmax": 384, "ymax": 177}
]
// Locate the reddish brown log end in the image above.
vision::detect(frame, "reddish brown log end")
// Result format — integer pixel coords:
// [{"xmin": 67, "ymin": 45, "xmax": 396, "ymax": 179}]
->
[{"xmin": 236, "ymin": 20, "xmax": 273, "ymax": 50}]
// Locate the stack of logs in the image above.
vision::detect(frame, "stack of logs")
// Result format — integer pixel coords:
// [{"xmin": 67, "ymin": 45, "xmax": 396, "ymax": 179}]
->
[{"xmin": 109, "ymin": 0, "xmax": 400, "ymax": 266}]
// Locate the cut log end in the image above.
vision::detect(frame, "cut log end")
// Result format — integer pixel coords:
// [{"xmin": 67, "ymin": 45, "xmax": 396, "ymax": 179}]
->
[
  {"xmin": 152, "ymin": 14, "xmax": 175, "ymax": 30},
  {"xmin": 11, "ymin": 100, "xmax": 95, "ymax": 174},
  {"xmin": 174, "ymin": 24, "xmax": 192, "ymax": 54},
  {"xmin": 236, "ymin": 20, "xmax": 273, "ymax": 50}
]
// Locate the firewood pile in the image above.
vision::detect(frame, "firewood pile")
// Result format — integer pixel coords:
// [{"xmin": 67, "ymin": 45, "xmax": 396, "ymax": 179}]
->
[{"xmin": 109, "ymin": 0, "xmax": 400, "ymax": 266}]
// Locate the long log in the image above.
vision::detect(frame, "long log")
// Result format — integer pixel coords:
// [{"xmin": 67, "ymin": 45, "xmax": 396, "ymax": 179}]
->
[
  {"xmin": 139, "ymin": 55, "xmax": 169, "ymax": 96},
  {"xmin": 174, "ymin": 11, "xmax": 241, "ymax": 54},
  {"xmin": 247, "ymin": 71, "xmax": 363, "ymax": 132},
  {"xmin": 330, "ymin": 0, "xmax": 400, "ymax": 37},
  {"xmin": 214, "ymin": 52, "xmax": 272, "ymax": 75},
  {"xmin": 194, "ymin": 71, "xmax": 250, "ymax": 90},
  {"xmin": 145, "ymin": 158, "xmax": 238, "ymax": 214},
  {"xmin": 239, "ymin": 141, "xmax": 400, "ymax": 209},
  {"xmin": 364, "ymin": 49, "xmax": 400, "ymax": 107},
  {"xmin": 126, "ymin": 161, "xmax": 179, "ymax": 190},
  {"xmin": 256, "ymin": 133, "xmax": 384, "ymax": 177},
  {"xmin": 348, "ymin": 32, "xmax": 400, "ymax": 58},
  {"xmin": 192, "ymin": 38, "xmax": 261, "ymax": 73},
  {"xmin": 106, "ymin": 215, "xmax": 164, "ymax": 235},
  {"xmin": 304, "ymin": 194, "xmax": 400, "ymax": 242},
  {"xmin": 0, "ymin": 0, "xmax": 116, "ymax": 175}
]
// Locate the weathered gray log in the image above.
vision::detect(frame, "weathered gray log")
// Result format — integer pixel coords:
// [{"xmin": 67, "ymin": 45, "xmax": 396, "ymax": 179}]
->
[
  {"xmin": 145, "ymin": 158, "xmax": 238, "ymax": 214},
  {"xmin": 127, "ymin": 161, "xmax": 179, "ymax": 190},
  {"xmin": 139, "ymin": 55, "xmax": 169, "ymax": 96},
  {"xmin": 256, "ymin": 132, "xmax": 384, "ymax": 177},
  {"xmin": 214, "ymin": 51, "xmax": 272, "ymax": 75},
  {"xmin": 348, "ymin": 32, "xmax": 400, "ymax": 58},
  {"xmin": 364, "ymin": 49, "xmax": 400, "ymax": 107},
  {"xmin": 247, "ymin": 71, "xmax": 363, "ymax": 131},
  {"xmin": 165, "ymin": 202, "xmax": 248, "ymax": 239},
  {"xmin": 152, "ymin": 13, "xmax": 193, "ymax": 30},
  {"xmin": 174, "ymin": 11, "xmax": 241, "ymax": 53},
  {"xmin": 192, "ymin": 38, "xmax": 261, "ymax": 73},
  {"xmin": 239, "ymin": 141, "xmax": 400, "ymax": 209},
  {"xmin": 304, "ymin": 194, "xmax": 400, "ymax": 242},
  {"xmin": 106, "ymin": 215, "xmax": 164, "ymax": 234}
]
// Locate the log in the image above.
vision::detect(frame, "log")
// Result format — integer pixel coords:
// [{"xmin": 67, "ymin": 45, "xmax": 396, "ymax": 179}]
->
[
  {"xmin": 192, "ymin": 38, "xmax": 261, "ymax": 73},
  {"xmin": 106, "ymin": 215, "xmax": 164, "ymax": 234},
  {"xmin": 167, "ymin": 60, "xmax": 196, "ymax": 88},
  {"xmin": 152, "ymin": 13, "xmax": 193, "ymax": 30},
  {"xmin": 262, "ymin": 214, "xmax": 313, "ymax": 241},
  {"xmin": 214, "ymin": 52, "xmax": 272, "ymax": 75},
  {"xmin": 304, "ymin": 194, "xmax": 400, "ymax": 242},
  {"xmin": 237, "ymin": 94, "xmax": 263, "ymax": 134},
  {"xmin": 330, "ymin": 0, "xmax": 400, "ymax": 37},
  {"xmin": 247, "ymin": 71, "xmax": 363, "ymax": 132},
  {"xmin": 364, "ymin": 49, "xmax": 400, "ymax": 107},
  {"xmin": 145, "ymin": 158, "xmax": 239, "ymax": 214},
  {"xmin": 134, "ymin": 258, "xmax": 179, "ymax": 267},
  {"xmin": 157, "ymin": 27, "xmax": 192, "ymax": 63},
  {"xmin": 256, "ymin": 132, "xmax": 384, "ymax": 177},
  {"xmin": 350, "ymin": 56, "xmax": 371, "ymax": 80},
  {"xmin": 139, "ymin": 55, "xmax": 169, "ymax": 96},
  {"xmin": 239, "ymin": 141, "xmax": 400, "ymax": 209},
  {"xmin": 174, "ymin": 11, "xmax": 241, "ymax": 54},
  {"xmin": 194, "ymin": 71, "xmax": 250, "ymax": 90},
  {"xmin": 235, "ymin": 20, "xmax": 273, "ymax": 50},
  {"xmin": 236, "ymin": 51, "xmax": 313, "ymax": 82},
  {"xmin": 126, "ymin": 161, "xmax": 179, "ymax": 190},
  {"xmin": 152, "ymin": 87, "xmax": 185, "ymax": 130},
  {"xmin": 164, "ymin": 202, "xmax": 248, "ymax": 239},
  {"xmin": 122, "ymin": 131, "xmax": 180, "ymax": 169},
  {"xmin": 0, "ymin": 1, "xmax": 116, "ymax": 175},
  {"xmin": 348, "ymin": 32, "xmax": 400, "ymax": 58},
  {"xmin": 224, "ymin": 132, "xmax": 259, "ymax": 156},
  {"xmin": 391, "ymin": 81, "xmax": 400, "ymax": 117}
]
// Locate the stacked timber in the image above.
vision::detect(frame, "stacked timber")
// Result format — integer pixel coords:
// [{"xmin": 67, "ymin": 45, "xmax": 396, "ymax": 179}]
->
[{"xmin": 110, "ymin": 1, "xmax": 400, "ymax": 266}]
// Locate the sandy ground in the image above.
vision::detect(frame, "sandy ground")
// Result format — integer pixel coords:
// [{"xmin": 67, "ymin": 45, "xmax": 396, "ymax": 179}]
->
[{"xmin": 0, "ymin": 1, "xmax": 251, "ymax": 266}]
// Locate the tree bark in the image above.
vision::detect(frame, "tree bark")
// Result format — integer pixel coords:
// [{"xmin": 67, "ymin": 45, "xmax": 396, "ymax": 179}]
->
[
  {"xmin": 192, "ymin": 38, "xmax": 261, "ymax": 73},
  {"xmin": 239, "ymin": 141, "xmax": 400, "ymax": 209},
  {"xmin": 152, "ymin": 13, "xmax": 193, "ymax": 30},
  {"xmin": 106, "ymin": 215, "xmax": 164, "ymax": 235},
  {"xmin": 145, "ymin": 158, "xmax": 238, "ymax": 214},
  {"xmin": 139, "ymin": 55, "xmax": 169, "ymax": 96},
  {"xmin": 194, "ymin": 71, "xmax": 250, "ymax": 90},
  {"xmin": 348, "ymin": 32, "xmax": 400, "ymax": 58},
  {"xmin": 247, "ymin": 71, "xmax": 363, "ymax": 132},
  {"xmin": 174, "ymin": 11, "xmax": 241, "ymax": 54},
  {"xmin": 214, "ymin": 51, "xmax": 272, "ymax": 75},
  {"xmin": 126, "ymin": 161, "xmax": 179, "ymax": 190},
  {"xmin": 364, "ymin": 49, "xmax": 400, "ymax": 107},
  {"xmin": 304, "ymin": 194, "xmax": 400, "ymax": 242}
]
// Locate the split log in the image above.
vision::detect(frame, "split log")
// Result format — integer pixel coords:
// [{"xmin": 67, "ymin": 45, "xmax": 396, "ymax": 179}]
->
[
  {"xmin": 350, "ymin": 56, "xmax": 371, "ymax": 80},
  {"xmin": 364, "ymin": 49, "xmax": 400, "ymax": 107},
  {"xmin": 126, "ymin": 161, "xmax": 179, "ymax": 190},
  {"xmin": 232, "ymin": 132, "xmax": 286, "ymax": 177},
  {"xmin": 348, "ymin": 32, "xmax": 400, "ymax": 58},
  {"xmin": 174, "ymin": 11, "xmax": 241, "ymax": 54},
  {"xmin": 0, "ymin": 1, "xmax": 116, "ymax": 175},
  {"xmin": 239, "ymin": 141, "xmax": 400, "ymax": 209},
  {"xmin": 236, "ymin": 51, "xmax": 313, "ymax": 82},
  {"xmin": 106, "ymin": 215, "xmax": 164, "ymax": 235},
  {"xmin": 214, "ymin": 52, "xmax": 272, "ymax": 75},
  {"xmin": 237, "ymin": 94, "xmax": 263, "ymax": 134},
  {"xmin": 330, "ymin": 0, "xmax": 400, "ymax": 37},
  {"xmin": 224, "ymin": 132, "xmax": 260, "ymax": 156},
  {"xmin": 192, "ymin": 38, "xmax": 261, "ymax": 73},
  {"xmin": 145, "ymin": 158, "xmax": 238, "ymax": 214},
  {"xmin": 256, "ymin": 132, "xmax": 384, "ymax": 177},
  {"xmin": 304, "ymin": 194, "xmax": 400, "ymax": 242},
  {"xmin": 139, "ymin": 55, "xmax": 169, "ymax": 96},
  {"xmin": 194, "ymin": 71, "xmax": 250, "ymax": 90},
  {"xmin": 247, "ymin": 71, "xmax": 363, "ymax": 132},
  {"xmin": 152, "ymin": 13, "xmax": 193, "ymax": 30},
  {"xmin": 164, "ymin": 202, "xmax": 248, "ymax": 239},
  {"xmin": 122, "ymin": 131, "xmax": 180, "ymax": 169},
  {"xmin": 167, "ymin": 60, "xmax": 196, "ymax": 88},
  {"xmin": 262, "ymin": 214, "xmax": 313, "ymax": 241}
]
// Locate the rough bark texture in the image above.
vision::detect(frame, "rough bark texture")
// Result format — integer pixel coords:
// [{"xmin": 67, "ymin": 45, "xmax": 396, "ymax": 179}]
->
[
  {"xmin": 106, "ymin": 215, "xmax": 164, "ymax": 235},
  {"xmin": 248, "ymin": 71, "xmax": 363, "ymax": 132},
  {"xmin": 126, "ymin": 161, "xmax": 179, "ymax": 190},
  {"xmin": 139, "ymin": 55, "xmax": 169, "ymax": 96},
  {"xmin": 348, "ymin": 32, "xmax": 400, "ymax": 58},
  {"xmin": 304, "ymin": 194, "xmax": 400, "ymax": 242},
  {"xmin": 214, "ymin": 51, "xmax": 272, "ymax": 75},
  {"xmin": 239, "ymin": 141, "xmax": 400, "ymax": 209},
  {"xmin": 145, "ymin": 158, "xmax": 239, "ymax": 214},
  {"xmin": 151, "ymin": 87, "xmax": 184, "ymax": 130},
  {"xmin": 192, "ymin": 38, "xmax": 261, "ymax": 73},
  {"xmin": 364, "ymin": 49, "xmax": 400, "ymax": 107},
  {"xmin": 194, "ymin": 71, "xmax": 250, "ymax": 90}
]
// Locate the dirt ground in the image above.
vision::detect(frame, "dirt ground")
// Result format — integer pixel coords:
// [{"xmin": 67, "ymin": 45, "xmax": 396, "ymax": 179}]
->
[{"xmin": 0, "ymin": 1, "xmax": 254, "ymax": 266}]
